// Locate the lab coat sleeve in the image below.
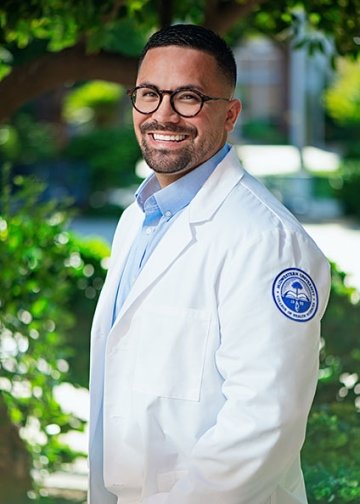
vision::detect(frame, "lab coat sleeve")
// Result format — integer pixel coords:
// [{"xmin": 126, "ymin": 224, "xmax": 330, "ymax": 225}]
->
[{"xmin": 143, "ymin": 228, "xmax": 330, "ymax": 504}]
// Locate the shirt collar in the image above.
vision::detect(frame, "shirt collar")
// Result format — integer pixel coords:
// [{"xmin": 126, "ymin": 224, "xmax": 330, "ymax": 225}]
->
[{"xmin": 136, "ymin": 143, "xmax": 231, "ymax": 219}]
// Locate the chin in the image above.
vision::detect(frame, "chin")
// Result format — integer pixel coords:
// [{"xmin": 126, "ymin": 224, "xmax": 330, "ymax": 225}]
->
[{"xmin": 144, "ymin": 151, "xmax": 194, "ymax": 175}]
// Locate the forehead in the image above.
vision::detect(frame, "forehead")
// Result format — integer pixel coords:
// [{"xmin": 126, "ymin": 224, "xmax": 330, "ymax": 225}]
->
[{"xmin": 137, "ymin": 46, "xmax": 224, "ymax": 92}]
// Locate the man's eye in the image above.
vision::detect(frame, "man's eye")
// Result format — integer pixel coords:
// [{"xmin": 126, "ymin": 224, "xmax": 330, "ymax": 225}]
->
[
  {"xmin": 176, "ymin": 91, "xmax": 201, "ymax": 103},
  {"xmin": 139, "ymin": 89, "xmax": 159, "ymax": 100}
]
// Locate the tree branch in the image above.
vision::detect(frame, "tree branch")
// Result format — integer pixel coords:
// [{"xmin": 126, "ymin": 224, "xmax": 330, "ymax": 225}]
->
[
  {"xmin": 0, "ymin": 45, "xmax": 138, "ymax": 123},
  {"xmin": 158, "ymin": 0, "xmax": 173, "ymax": 29},
  {"xmin": 102, "ymin": 0, "xmax": 125, "ymax": 23},
  {"xmin": 204, "ymin": 0, "xmax": 219, "ymax": 22},
  {"xmin": 204, "ymin": 0, "xmax": 270, "ymax": 35}
]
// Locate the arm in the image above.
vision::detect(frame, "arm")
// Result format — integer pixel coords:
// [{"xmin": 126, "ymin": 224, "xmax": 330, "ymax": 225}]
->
[{"xmin": 144, "ymin": 228, "xmax": 330, "ymax": 504}]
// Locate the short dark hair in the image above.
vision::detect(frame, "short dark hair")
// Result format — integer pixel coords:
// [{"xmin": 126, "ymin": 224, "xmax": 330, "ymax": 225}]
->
[{"xmin": 139, "ymin": 24, "xmax": 237, "ymax": 89}]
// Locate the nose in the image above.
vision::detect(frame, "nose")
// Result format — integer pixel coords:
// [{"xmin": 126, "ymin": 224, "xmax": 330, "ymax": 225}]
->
[{"xmin": 151, "ymin": 94, "xmax": 181, "ymax": 123}]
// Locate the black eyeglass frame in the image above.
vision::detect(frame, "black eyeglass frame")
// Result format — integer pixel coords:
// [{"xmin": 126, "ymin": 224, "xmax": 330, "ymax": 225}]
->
[{"xmin": 127, "ymin": 85, "xmax": 231, "ymax": 118}]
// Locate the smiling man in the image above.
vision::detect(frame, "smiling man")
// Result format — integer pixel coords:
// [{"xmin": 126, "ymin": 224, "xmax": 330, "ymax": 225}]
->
[
  {"xmin": 131, "ymin": 43, "xmax": 239, "ymax": 185},
  {"xmin": 88, "ymin": 24, "xmax": 330, "ymax": 504}
]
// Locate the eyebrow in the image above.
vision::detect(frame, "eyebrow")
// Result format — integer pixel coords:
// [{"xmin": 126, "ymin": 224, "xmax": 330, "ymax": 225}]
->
[{"xmin": 137, "ymin": 81, "xmax": 206, "ymax": 93}]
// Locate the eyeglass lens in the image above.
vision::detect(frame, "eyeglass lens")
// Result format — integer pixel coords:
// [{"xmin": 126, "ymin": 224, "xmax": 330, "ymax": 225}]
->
[{"xmin": 132, "ymin": 87, "xmax": 203, "ymax": 117}]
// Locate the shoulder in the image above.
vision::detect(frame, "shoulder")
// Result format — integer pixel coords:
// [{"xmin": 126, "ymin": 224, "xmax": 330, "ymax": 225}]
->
[
  {"xmin": 203, "ymin": 155, "xmax": 329, "ymax": 277},
  {"xmin": 226, "ymin": 170, "xmax": 304, "ymax": 233},
  {"xmin": 215, "ymin": 172, "xmax": 315, "ymax": 249},
  {"xmin": 198, "ymin": 147, "xmax": 306, "ymax": 238}
]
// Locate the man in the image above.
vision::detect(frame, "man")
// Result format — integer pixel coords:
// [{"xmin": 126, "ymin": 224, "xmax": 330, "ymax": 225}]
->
[{"xmin": 88, "ymin": 24, "xmax": 330, "ymax": 504}]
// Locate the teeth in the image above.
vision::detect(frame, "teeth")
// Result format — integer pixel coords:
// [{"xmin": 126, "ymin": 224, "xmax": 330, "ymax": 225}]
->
[{"xmin": 153, "ymin": 133, "xmax": 186, "ymax": 142}]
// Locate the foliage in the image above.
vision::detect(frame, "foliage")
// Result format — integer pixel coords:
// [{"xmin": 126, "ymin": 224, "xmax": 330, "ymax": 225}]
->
[
  {"xmin": 323, "ymin": 58, "xmax": 360, "ymax": 196},
  {"xmin": 1, "ymin": 0, "xmax": 360, "ymax": 122},
  {"xmin": 324, "ymin": 58, "xmax": 360, "ymax": 125},
  {"xmin": 303, "ymin": 262, "xmax": 360, "ymax": 503},
  {"xmin": 332, "ymin": 160, "xmax": 360, "ymax": 219},
  {"xmin": 0, "ymin": 114, "xmax": 58, "ymax": 165},
  {"xmin": 0, "ymin": 171, "xmax": 110, "ymax": 498},
  {"xmin": 64, "ymin": 234, "xmax": 109, "ymax": 388},
  {"xmin": 63, "ymin": 80, "xmax": 124, "ymax": 127},
  {"xmin": 96, "ymin": 15, "xmax": 151, "ymax": 57},
  {"xmin": 0, "ymin": 0, "xmax": 152, "ymax": 75},
  {"xmin": 37, "ymin": 497, "xmax": 85, "ymax": 504},
  {"xmin": 0, "ymin": 0, "xmax": 143, "ymax": 52},
  {"xmin": 64, "ymin": 126, "xmax": 141, "ymax": 193},
  {"xmin": 0, "ymin": 110, "xmax": 141, "ymax": 214},
  {"xmin": 241, "ymin": 117, "xmax": 288, "ymax": 144},
  {"xmin": 1, "ymin": 0, "xmax": 359, "ymax": 63},
  {"xmin": 61, "ymin": 81, "xmax": 141, "ymax": 197}
]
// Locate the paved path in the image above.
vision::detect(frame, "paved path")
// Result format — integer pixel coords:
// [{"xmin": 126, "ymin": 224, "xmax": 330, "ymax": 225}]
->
[{"xmin": 303, "ymin": 218, "xmax": 360, "ymax": 290}]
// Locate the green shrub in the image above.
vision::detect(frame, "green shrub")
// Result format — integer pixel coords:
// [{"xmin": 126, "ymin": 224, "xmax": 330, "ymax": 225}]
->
[
  {"xmin": 324, "ymin": 59, "xmax": 360, "ymax": 126},
  {"xmin": 241, "ymin": 117, "xmax": 287, "ymax": 144},
  {"xmin": 332, "ymin": 160, "xmax": 360, "ymax": 219},
  {"xmin": 0, "ymin": 170, "xmax": 109, "ymax": 499},
  {"xmin": 64, "ymin": 126, "xmax": 141, "ymax": 196},
  {"xmin": 303, "ymin": 262, "xmax": 360, "ymax": 503},
  {"xmin": 0, "ymin": 115, "xmax": 58, "ymax": 166},
  {"xmin": 63, "ymin": 81, "xmax": 124, "ymax": 127}
]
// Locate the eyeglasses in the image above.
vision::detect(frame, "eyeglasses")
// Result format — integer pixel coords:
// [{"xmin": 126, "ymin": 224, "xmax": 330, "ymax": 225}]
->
[{"xmin": 127, "ymin": 85, "xmax": 230, "ymax": 118}]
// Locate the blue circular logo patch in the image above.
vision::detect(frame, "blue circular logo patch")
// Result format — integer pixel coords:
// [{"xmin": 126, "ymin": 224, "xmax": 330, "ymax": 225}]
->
[{"xmin": 272, "ymin": 268, "xmax": 318, "ymax": 322}]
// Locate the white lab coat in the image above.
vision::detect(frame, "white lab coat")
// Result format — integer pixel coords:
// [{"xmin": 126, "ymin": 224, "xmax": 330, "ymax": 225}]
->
[{"xmin": 88, "ymin": 148, "xmax": 331, "ymax": 504}]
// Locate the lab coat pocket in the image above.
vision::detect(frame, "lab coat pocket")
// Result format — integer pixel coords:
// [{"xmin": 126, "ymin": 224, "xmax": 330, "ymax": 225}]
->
[
  {"xmin": 133, "ymin": 305, "xmax": 211, "ymax": 401},
  {"xmin": 270, "ymin": 476, "xmax": 305, "ymax": 504}
]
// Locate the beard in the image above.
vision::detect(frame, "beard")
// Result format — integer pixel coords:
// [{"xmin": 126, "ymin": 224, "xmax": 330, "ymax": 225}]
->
[
  {"xmin": 139, "ymin": 122, "xmax": 198, "ymax": 174},
  {"xmin": 141, "ymin": 142, "xmax": 194, "ymax": 174}
]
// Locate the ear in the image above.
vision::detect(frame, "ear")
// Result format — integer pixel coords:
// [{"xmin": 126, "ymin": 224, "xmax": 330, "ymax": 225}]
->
[{"xmin": 225, "ymin": 99, "xmax": 242, "ymax": 133}]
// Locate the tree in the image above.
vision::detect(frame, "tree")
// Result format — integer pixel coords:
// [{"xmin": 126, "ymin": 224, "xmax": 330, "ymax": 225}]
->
[
  {"xmin": 324, "ymin": 58, "xmax": 360, "ymax": 125},
  {"xmin": 0, "ymin": 397, "xmax": 32, "ymax": 503},
  {"xmin": 292, "ymin": 281, "xmax": 303, "ymax": 295},
  {"xmin": 302, "ymin": 263, "xmax": 360, "ymax": 503},
  {"xmin": 0, "ymin": 0, "xmax": 360, "ymax": 122},
  {"xmin": 0, "ymin": 174, "xmax": 110, "ymax": 499}
]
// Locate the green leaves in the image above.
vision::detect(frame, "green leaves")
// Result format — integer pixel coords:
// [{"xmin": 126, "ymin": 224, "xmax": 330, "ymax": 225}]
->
[
  {"xmin": 324, "ymin": 58, "xmax": 360, "ymax": 125},
  {"xmin": 63, "ymin": 80, "xmax": 124, "ymax": 126},
  {"xmin": 303, "ymin": 262, "xmax": 360, "ymax": 503},
  {"xmin": 0, "ymin": 173, "xmax": 110, "ymax": 496}
]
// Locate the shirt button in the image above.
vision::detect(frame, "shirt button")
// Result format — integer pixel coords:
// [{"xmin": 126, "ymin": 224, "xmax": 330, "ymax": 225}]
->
[
  {"xmin": 165, "ymin": 211, "xmax": 172, "ymax": 218},
  {"xmin": 145, "ymin": 227, "xmax": 153, "ymax": 235}
]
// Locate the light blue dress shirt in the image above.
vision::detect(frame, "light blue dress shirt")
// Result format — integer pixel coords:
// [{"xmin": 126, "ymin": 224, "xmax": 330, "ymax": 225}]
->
[{"xmin": 112, "ymin": 143, "xmax": 231, "ymax": 322}]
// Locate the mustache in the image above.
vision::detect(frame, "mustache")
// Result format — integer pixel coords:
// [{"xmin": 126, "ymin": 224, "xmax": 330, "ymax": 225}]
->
[{"xmin": 140, "ymin": 122, "xmax": 196, "ymax": 135}]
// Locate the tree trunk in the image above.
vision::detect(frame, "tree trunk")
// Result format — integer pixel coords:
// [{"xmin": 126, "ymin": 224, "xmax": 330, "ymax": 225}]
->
[
  {"xmin": 204, "ymin": 0, "xmax": 270, "ymax": 35},
  {"xmin": 0, "ymin": 394, "xmax": 32, "ymax": 504},
  {"xmin": 0, "ymin": 45, "xmax": 138, "ymax": 123}
]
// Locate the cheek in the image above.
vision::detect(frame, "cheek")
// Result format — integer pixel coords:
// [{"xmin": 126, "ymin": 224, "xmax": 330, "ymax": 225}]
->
[
  {"xmin": 133, "ymin": 115, "xmax": 144, "ymax": 141},
  {"xmin": 199, "ymin": 114, "xmax": 227, "ymax": 137}
]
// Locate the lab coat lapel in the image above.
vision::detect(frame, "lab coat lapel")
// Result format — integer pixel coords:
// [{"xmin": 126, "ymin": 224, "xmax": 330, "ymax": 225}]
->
[
  {"xmin": 89, "ymin": 205, "xmax": 143, "ymax": 449},
  {"xmin": 91, "ymin": 205, "xmax": 143, "ymax": 336},
  {"xmin": 112, "ymin": 148, "xmax": 245, "ymax": 325},
  {"xmin": 188, "ymin": 147, "xmax": 245, "ymax": 223},
  {"xmin": 113, "ymin": 211, "xmax": 194, "ymax": 323}
]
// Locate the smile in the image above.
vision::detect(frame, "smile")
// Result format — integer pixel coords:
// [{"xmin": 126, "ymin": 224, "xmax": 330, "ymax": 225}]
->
[{"xmin": 151, "ymin": 133, "xmax": 187, "ymax": 142}]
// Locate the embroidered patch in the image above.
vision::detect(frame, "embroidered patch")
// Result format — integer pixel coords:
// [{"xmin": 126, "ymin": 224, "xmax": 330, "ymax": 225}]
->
[{"xmin": 272, "ymin": 268, "xmax": 318, "ymax": 322}]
